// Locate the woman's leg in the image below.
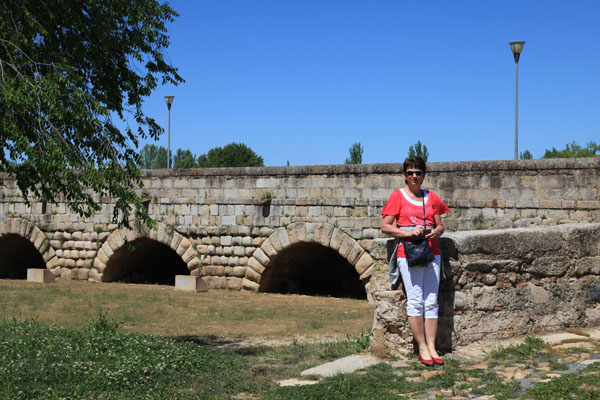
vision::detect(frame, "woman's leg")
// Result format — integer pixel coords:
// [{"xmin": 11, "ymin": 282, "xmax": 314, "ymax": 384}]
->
[
  {"xmin": 408, "ymin": 316, "xmax": 429, "ymax": 359},
  {"xmin": 424, "ymin": 318, "xmax": 439, "ymax": 358},
  {"xmin": 398, "ymin": 257, "xmax": 430, "ymax": 359},
  {"xmin": 423, "ymin": 255, "xmax": 442, "ymax": 357}
]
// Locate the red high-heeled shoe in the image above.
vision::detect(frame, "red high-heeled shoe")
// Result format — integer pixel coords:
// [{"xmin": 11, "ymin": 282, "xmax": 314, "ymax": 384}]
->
[
  {"xmin": 418, "ymin": 353, "xmax": 434, "ymax": 366},
  {"xmin": 432, "ymin": 357, "xmax": 444, "ymax": 365}
]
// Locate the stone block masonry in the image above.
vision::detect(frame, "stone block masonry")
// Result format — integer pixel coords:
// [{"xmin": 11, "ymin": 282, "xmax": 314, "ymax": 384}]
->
[{"xmin": 0, "ymin": 158, "xmax": 599, "ymax": 286}]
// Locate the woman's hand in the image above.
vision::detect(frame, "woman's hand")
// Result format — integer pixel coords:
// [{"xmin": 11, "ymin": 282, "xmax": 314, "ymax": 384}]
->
[
  {"xmin": 412, "ymin": 225, "xmax": 425, "ymax": 238},
  {"xmin": 424, "ymin": 229, "xmax": 439, "ymax": 240},
  {"xmin": 424, "ymin": 215, "xmax": 445, "ymax": 240}
]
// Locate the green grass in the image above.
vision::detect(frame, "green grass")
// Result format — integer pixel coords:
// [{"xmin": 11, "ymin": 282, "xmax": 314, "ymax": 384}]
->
[
  {"xmin": 0, "ymin": 316, "xmax": 247, "ymax": 399},
  {"xmin": 264, "ymin": 363, "xmax": 426, "ymax": 400},
  {"xmin": 0, "ymin": 314, "xmax": 376, "ymax": 399},
  {"xmin": 527, "ymin": 362, "xmax": 600, "ymax": 399},
  {"xmin": 489, "ymin": 336, "xmax": 549, "ymax": 360},
  {"xmin": 2, "ymin": 316, "xmax": 600, "ymax": 399}
]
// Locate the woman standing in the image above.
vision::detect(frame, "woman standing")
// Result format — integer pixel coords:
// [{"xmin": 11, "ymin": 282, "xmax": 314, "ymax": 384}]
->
[{"xmin": 381, "ymin": 157, "xmax": 450, "ymax": 366}]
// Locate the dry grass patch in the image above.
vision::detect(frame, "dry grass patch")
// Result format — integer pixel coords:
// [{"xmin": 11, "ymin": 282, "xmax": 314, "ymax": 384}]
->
[{"xmin": 0, "ymin": 279, "xmax": 373, "ymax": 344}]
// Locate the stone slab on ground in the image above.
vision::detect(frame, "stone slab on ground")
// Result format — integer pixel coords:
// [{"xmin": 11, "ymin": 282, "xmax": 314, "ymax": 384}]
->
[
  {"xmin": 539, "ymin": 332, "xmax": 587, "ymax": 345},
  {"xmin": 175, "ymin": 275, "xmax": 208, "ymax": 292},
  {"xmin": 300, "ymin": 354, "xmax": 382, "ymax": 378},
  {"xmin": 582, "ymin": 327, "xmax": 600, "ymax": 341},
  {"xmin": 580, "ymin": 359, "xmax": 600, "ymax": 366},
  {"xmin": 277, "ymin": 378, "xmax": 320, "ymax": 387},
  {"xmin": 27, "ymin": 268, "xmax": 55, "ymax": 283}
]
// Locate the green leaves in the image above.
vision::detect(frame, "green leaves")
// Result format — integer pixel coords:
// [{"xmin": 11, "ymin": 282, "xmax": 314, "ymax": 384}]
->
[
  {"xmin": 0, "ymin": 0, "xmax": 183, "ymax": 228},
  {"xmin": 408, "ymin": 140, "xmax": 429, "ymax": 161},
  {"xmin": 345, "ymin": 142, "xmax": 363, "ymax": 164},
  {"xmin": 139, "ymin": 144, "xmax": 169, "ymax": 169},
  {"xmin": 196, "ymin": 142, "xmax": 265, "ymax": 168},
  {"xmin": 543, "ymin": 141, "xmax": 599, "ymax": 159}
]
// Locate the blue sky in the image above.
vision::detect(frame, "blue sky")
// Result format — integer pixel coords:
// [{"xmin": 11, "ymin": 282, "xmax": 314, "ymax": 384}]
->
[{"xmin": 135, "ymin": 0, "xmax": 600, "ymax": 165}]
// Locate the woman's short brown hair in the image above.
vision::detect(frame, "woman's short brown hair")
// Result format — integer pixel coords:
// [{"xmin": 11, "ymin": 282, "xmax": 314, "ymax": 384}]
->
[{"xmin": 403, "ymin": 157, "xmax": 427, "ymax": 175}]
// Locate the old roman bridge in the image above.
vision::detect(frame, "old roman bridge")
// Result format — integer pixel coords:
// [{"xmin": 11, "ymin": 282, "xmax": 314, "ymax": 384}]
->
[
  {"xmin": 2, "ymin": 158, "xmax": 600, "ymax": 352},
  {"xmin": 1, "ymin": 158, "xmax": 598, "ymax": 299}
]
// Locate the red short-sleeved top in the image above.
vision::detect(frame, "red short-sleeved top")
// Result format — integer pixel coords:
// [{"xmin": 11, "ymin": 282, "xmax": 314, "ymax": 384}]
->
[{"xmin": 381, "ymin": 188, "xmax": 450, "ymax": 257}]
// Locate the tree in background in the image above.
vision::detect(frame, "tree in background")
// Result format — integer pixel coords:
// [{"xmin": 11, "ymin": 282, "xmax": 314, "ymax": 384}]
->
[
  {"xmin": 196, "ymin": 143, "xmax": 264, "ymax": 168},
  {"xmin": 139, "ymin": 144, "xmax": 169, "ymax": 169},
  {"xmin": 542, "ymin": 141, "xmax": 599, "ymax": 158},
  {"xmin": 519, "ymin": 150, "xmax": 533, "ymax": 160},
  {"xmin": 345, "ymin": 142, "xmax": 364, "ymax": 164},
  {"xmin": 173, "ymin": 149, "xmax": 197, "ymax": 168},
  {"xmin": 408, "ymin": 140, "xmax": 429, "ymax": 161},
  {"xmin": 0, "ymin": 0, "xmax": 183, "ymax": 227}
]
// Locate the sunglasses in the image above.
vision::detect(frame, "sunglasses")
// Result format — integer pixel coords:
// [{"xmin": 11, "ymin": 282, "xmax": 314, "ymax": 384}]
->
[{"xmin": 405, "ymin": 170, "xmax": 424, "ymax": 176}]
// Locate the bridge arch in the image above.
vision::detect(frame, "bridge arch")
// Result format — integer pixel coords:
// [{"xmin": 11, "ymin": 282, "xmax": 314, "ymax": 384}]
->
[
  {"xmin": 0, "ymin": 218, "xmax": 56, "ymax": 279},
  {"xmin": 243, "ymin": 222, "xmax": 374, "ymax": 298},
  {"xmin": 92, "ymin": 222, "xmax": 197, "ymax": 284}
]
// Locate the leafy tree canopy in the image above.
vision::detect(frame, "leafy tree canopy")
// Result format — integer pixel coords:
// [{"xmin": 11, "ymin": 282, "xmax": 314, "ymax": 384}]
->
[
  {"xmin": 542, "ymin": 141, "xmax": 599, "ymax": 159},
  {"xmin": 139, "ymin": 144, "xmax": 169, "ymax": 169},
  {"xmin": 519, "ymin": 150, "xmax": 533, "ymax": 160},
  {"xmin": 173, "ymin": 149, "xmax": 196, "ymax": 169},
  {"xmin": 0, "ymin": 0, "xmax": 183, "ymax": 227},
  {"xmin": 408, "ymin": 140, "xmax": 429, "ymax": 161},
  {"xmin": 345, "ymin": 142, "xmax": 363, "ymax": 164},
  {"xmin": 196, "ymin": 143, "xmax": 264, "ymax": 168}
]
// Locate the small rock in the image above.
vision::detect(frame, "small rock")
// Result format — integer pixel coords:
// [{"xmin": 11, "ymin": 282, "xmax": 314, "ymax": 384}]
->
[
  {"xmin": 421, "ymin": 370, "xmax": 444, "ymax": 379},
  {"xmin": 277, "ymin": 379, "xmax": 319, "ymax": 387},
  {"xmin": 463, "ymin": 362, "xmax": 489, "ymax": 370},
  {"xmin": 579, "ymin": 359, "xmax": 600, "ymax": 366}
]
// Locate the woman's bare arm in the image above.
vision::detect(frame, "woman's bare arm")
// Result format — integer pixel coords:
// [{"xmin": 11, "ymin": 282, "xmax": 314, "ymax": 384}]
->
[{"xmin": 382, "ymin": 214, "xmax": 423, "ymax": 239}]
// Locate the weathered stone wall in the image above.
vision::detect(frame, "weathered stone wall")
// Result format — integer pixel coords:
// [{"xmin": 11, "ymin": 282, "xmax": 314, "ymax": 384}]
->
[
  {"xmin": 369, "ymin": 223, "xmax": 600, "ymax": 357},
  {"xmin": 0, "ymin": 158, "xmax": 599, "ymax": 285}
]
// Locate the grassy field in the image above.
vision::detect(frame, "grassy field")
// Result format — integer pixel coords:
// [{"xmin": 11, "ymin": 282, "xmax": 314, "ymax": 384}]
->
[
  {"xmin": 0, "ymin": 279, "xmax": 373, "ymax": 345},
  {"xmin": 3, "ymin": 279, "xmax": 600, "ymax": 399}
]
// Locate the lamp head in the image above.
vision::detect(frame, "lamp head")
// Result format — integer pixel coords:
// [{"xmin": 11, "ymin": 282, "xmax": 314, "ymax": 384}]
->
[
  {"xmin": 164, "ymin": 95, "xmax": 174, "ymax": 109},
  {"xmin": 509, "ymin": 41, "xmax": 525, "ymax": 63}
]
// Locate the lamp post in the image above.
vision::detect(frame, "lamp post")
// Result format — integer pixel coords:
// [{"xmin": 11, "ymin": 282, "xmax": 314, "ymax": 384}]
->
[
  {"xmin": 509, "ymin": 41, "xmax": 525, "ymax": 160},
  {"xmin": 164, "ymin": 96, "xmax": 174, "ymax": 168}
]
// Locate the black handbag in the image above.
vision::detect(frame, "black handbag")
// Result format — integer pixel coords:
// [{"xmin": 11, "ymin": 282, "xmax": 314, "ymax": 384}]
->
[{"xmin": 403, "ymin": 191, "xmax": 435, "ymax": 267}]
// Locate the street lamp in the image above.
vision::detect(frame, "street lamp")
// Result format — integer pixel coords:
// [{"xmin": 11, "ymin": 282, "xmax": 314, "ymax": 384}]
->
[
  {"xmin": 509, "ymin": 41, "xmax": 525, "ymax": 160},
  {"xmin": 164, "ymin": 95, "xmax": 174, "ymax": 168}
]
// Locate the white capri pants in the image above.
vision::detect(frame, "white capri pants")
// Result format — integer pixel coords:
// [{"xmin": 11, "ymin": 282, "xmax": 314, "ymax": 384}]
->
[{"xmin": 398, "ymin": 255, "xmax": 441, "ymax": 318}]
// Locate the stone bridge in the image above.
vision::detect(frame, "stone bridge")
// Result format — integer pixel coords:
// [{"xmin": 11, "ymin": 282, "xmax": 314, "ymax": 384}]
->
[{"xmin": 1, "ymin": 158, "xmax": 599, "ymax": 302}]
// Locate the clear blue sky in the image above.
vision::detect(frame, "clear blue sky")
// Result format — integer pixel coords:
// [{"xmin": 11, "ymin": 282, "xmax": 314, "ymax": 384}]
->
[{"xmin": 135, "ymin": 0, "xmax": 600, "ymax": 165}]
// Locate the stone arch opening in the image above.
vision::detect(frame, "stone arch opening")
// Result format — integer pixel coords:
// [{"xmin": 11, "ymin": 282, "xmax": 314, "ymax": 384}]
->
[
  {"xmin": 0, "ymin": 234, "xmax": 46, "ymax": 279},
  {"xmin": 102, "ymin": 238, "xmax": 189, "ymax": 285},
  {"xmin": 259, "ymin": 242, "xmax": 366, "ymax": 299}
]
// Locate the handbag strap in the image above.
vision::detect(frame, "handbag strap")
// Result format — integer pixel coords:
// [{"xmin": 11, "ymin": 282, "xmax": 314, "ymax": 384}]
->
[{"xmin": 421, "ymin": 190, "xmax": 427, "ymax": 231}]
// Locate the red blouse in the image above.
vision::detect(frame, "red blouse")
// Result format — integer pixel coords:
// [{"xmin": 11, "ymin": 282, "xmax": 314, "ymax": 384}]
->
[{"xmin": 381, "ymin": 188, "xmax": 450, "ymax": 257}]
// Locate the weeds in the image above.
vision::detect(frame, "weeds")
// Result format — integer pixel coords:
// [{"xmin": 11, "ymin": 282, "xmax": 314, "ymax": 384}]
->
[
  {"xmin": 89, "ymin": 308, "xmax": 121, "ymax": 332},
  {"xmin": 489, "ymin": 336, "xmax": 548, "ymax": 360}
]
